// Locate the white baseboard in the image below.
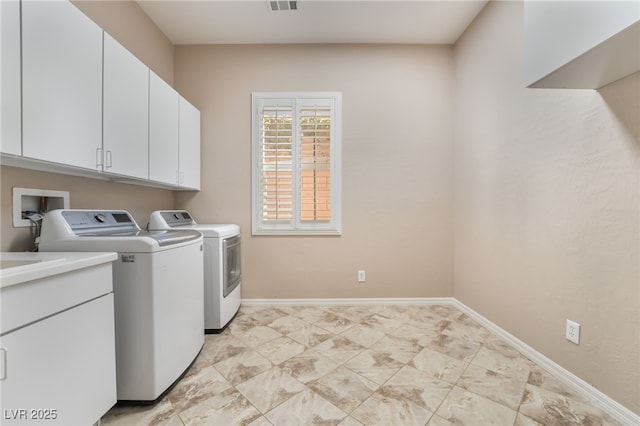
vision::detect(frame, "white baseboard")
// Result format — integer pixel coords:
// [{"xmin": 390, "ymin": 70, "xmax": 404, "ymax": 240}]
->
[
  {"xmin": 241, "ymin": 297, "xmax": 639, "ymax": 424},
  {"xmin": 241, "ymin": 297, "xmax": 455, "ymax": 306}
]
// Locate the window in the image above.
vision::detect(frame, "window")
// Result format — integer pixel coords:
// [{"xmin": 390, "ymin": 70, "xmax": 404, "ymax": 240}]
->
[{"xmin": 252, "ymin": 92, "xmax": 342, "ymax": 235}]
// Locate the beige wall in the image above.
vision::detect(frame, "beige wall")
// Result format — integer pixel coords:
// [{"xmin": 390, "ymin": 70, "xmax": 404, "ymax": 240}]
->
[
  {"xmin": 0, "ymin": 0, "xmax": 176, "ymax": 252},
  {"xmin": 72, "ymin": 0, "xmax": 174, "ymax": 84},
  {"xmin": 173, "ymin": 44, "xmax": 454, "ymax": 299},
  {"xmin": 453, "ymin": 1, "xmax": 639, "ymax": 414}
]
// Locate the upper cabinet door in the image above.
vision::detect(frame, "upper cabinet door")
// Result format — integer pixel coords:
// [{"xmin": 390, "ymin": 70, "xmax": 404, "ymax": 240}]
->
[
  {"xmin": 179, "ymin": 97, "xmax": 201, "ymax": 190},
  {"xmin": 22, "ymin": 0, "xmax": 103, "ymax": 169},
  {"xmin": 149, "ymin": 71, "xmax": 179, "ymax": 185},
  {"xmin": 103, "ymin": 33, "xmax": 149, "ymax": 179},
  {"xmin": 1, "ymin": 0, "xmax": 22, "ymax": 156}
]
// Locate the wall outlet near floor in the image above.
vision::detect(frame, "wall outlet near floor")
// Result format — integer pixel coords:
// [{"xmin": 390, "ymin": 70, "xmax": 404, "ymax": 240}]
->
[
  {"xmin": 357, "ymin": 270, "xmax": 366, "ymax": 283},
  {"xmin": 566, "ymin": 319, "xmax": 580, "ymax": 344}
]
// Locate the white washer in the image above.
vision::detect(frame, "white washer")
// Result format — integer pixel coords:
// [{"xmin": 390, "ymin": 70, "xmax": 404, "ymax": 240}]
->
[
  {"xmin": 39, "ymin": 209, "xmax": 204, "ymax": 403},
  {"xmin": 149, "ymin": 210, "xmax": 241, "ymax": 333}
]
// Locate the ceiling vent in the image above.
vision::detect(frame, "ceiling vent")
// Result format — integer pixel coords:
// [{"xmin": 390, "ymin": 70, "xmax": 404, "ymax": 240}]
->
[{"xmin": 269, "ymin": 0, "xmax": 298, "ymax": 11}]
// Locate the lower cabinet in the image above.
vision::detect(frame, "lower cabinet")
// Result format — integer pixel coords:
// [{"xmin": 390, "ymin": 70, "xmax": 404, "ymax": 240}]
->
[{"xmin": 0, "ymin": 295, "xmax": 117, "ymax": 425}]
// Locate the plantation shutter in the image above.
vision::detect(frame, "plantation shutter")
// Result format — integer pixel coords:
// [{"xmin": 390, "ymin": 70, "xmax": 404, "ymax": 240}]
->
[
  {"xmin": 260, "ymin": 102, "xmax": 293, "ymax": 223},
  {"xmin": 299, "ymin": 100, "xmax": 332, "ymax": 222},
  {"xmin": 253, "ymin": 92, "xmax": 341, "ymax": 235}
]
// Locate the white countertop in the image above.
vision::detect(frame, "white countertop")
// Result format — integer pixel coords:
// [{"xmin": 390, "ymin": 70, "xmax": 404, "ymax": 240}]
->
[{"xmin": 0, "ymin": 252, "xmax": 118, "ymax": 288}]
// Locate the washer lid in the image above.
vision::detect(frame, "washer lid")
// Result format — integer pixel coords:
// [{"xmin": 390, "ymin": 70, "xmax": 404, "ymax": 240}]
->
[{"xmin": 146, "ymin": 230, "xmax": 202, "ymax": 246}]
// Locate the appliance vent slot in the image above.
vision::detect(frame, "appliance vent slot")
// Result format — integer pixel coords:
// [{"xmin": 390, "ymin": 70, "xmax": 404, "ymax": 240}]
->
[{"xmin": 269, "ymin": 0, "xmax": 298, "ymax": 11}]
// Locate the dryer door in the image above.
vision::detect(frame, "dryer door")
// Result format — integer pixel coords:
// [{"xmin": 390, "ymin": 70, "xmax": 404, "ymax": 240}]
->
[{"xmin": 223, "ymin": 235, "xmax": 241, "ymax": 298}]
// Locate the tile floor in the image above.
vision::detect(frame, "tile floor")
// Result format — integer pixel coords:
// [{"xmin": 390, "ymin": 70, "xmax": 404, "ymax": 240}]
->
[{"xmin": 101, "ymin": 304, "xmax": 620, "ymax": 426}]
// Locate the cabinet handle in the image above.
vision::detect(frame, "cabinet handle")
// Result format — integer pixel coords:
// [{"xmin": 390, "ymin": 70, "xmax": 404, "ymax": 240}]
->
[
  {"xmin": 106, "ymin": 150, "xmax": 112, "ymax": 169},
  {"xmin": 96, "ymin": 148, "xmax": 103, "ymax": 168},
  {"xmin": 0, "ymin": 348, "xmax": 6, "ymax": 380}
]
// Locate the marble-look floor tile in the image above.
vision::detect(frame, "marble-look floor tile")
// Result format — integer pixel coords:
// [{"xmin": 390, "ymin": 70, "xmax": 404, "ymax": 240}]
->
[
  {"xmin": 482, "ymin": 334, "xmax": 525, "ymax": 359},
  {"xmin": 248, "ymin": 416, "xmax": 275, "ymax": 426},
  {"xmin": 314, "ymin": 312, "xmax": 356, "ymax": 334},
  {"xmin": 101, "ymin": 303, "xmax": 622, "ymax": 426},
  {"xmin": 268, "ymin": 314, "xmax": 310, "ymax": 336},
  {"xmin": 435, "ymin": 386, "xmax": 518, "ymax": 426},
  {"xmin": 360, "ymin": 313, "xmax": 406, "ymax": 333},
  {"xmin": 377, "ymin": 305, "xmax": 413, "ymax": 321},
  {"xmin": 471, "ymin": 345, "xmax": 531, "ymax": 382},
  {"xmin": 245, "ymin": 307, "xmax": 290, "ymax": 325},
  {"xmin": 450, "ymin": 312, "xmax": 484, "ymax": 329},
  {"xmin": 239, "ymin": 305, "xmax": 270, "ymax": 316},
  {"xmin": 441, "ymin": 320, "xmax": 491, "ymax": 344},
  {"xmin": 351, "ymin": 390, "xmax": 433, "ymax": 426},
  {"xmin": 405, "ymin": 307, "xmax": 446, "ymax": 326},
  {"xmin": 285, "ymin": 306, "xmax": 330, "ymax": 324},
  {"xmin": 236, "ymin": 367, "xmax": 306, "ymax": 413},
  {"xmin": 369, "ymin": 334, "xmax": 422, "ymax": 363},
  {"xmin": 227, "ymin": 313, "xmax": 262, "ymax": 334},
  {"xmin": 232, "ymin": 325, "xmax": 283, "ymax": 347},
  {"xmin": 167, "ymin": 358, "xmax": 232, "ymax": 413},
  {"xmin": 178, "ymin": 387, "xmax": 262, "ymax": 426},
  {"xmin": 327, "ymin": 305, "xmax": 380, "ymax": 322},
  {"xmin": 427, "ymin": 332, "xmax": 481, "ymax": 363},
  {"xmin": 427, "ymin": 304, "xmax": 460, "ymax": 318},
  {"xmin": 201, "ymin": 333, "xmax": 252, "ymax": 364},
  {"xmin": 287, "ymin": 324, "xmax": 334, "ymax": 348},
  {"xmin": 425, "ymin": 414, "xmax": 455, "ymax": 426},
  {"xmin": 380, "ymin": 365, "xmax": 452, "ymax": 412},
  {"xmin": 339, "ymin": 324, "xmax": 386, "ymax": 348},
  {"xmin": 100, "ymin": 397, "xmax": 179, "ymax": 426},
  {"xmin": 307, "ymin": 367, "xmax": 378, "ymax": 413},
  {"xmin": 312, "ymin": 336, "xmax": 364, "ymax": 365},
  {"xmin": 337, "ymin": 416, "xmax": 364, "ymax": 426},
  {"xmin": 519, "ymin": 384, "xmax": 621, "ymax": 426},
  {"xmin": 457, "ymin": 363, "xmax": 527, "ymax": 410},
  {"xmin": 214, "ymin": 349, "xmax": 272, "ymax": 385},
  {"xmin": 265, "ymin": 388, "xmax": 347, "ymax": 426},
  {"xmin": 527, "ymin": 364, "xmax": 586, "ymax": 400},
  {"xmin": 514, "ymin": 412, "xmax": 545, "ymax": 426},
  {"xmin": 280, "ymin": 350, "xmax": 341, "ymax": 383},
  {"xmin": 389, "ymin": 323, "xmax": 439, "ymax": 347},
  {"xmin": 343, "ymin": 349, "xmax": 404, "ymax": 385},
  {"xmin": 256, "ymin": 336, "xmax": 306, "ymax": 365},
  {"xmin": 409, "ymin": 347, "xmax": 467, "ymax": 384}
]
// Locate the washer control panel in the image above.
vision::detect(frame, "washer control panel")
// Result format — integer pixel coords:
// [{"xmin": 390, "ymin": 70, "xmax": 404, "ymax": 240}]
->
[{"xmin": 61, "ymin": 210, "xmax": 139, "ymax": 232}]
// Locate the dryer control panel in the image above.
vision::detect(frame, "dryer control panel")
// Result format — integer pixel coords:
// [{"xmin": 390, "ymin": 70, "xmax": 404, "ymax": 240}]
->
[{"xmin": 149, "ymin": 210, "xmax": 196, "ymax": 229}]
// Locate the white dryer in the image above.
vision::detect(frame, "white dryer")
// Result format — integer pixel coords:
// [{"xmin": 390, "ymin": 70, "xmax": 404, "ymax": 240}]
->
[
  {"xmin": 39, "ymin": 209, "xmax": 204, "ymax": 403},
  {"xmin": 149, "ymin": 210, "xmax": 241, "ymax": 333}
]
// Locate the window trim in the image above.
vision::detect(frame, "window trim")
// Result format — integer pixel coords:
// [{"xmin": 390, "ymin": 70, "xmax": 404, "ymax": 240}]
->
[{"xmin": 252, "ymin": 92, "xmax": 342, "ymax": 236}]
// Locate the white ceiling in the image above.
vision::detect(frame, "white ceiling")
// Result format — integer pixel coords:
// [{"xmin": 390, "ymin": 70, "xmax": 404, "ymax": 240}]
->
[{"xmin": 136, "ymin": 0, "xmax": 489, "ymax": 45}]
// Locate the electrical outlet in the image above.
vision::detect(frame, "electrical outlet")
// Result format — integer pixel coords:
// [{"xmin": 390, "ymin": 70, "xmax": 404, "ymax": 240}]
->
[
  {"xmin": 357, "ymin": 270, "xmax": 366, "ymax": 283},
  {"xmin": 566, "ymin": 320, "xmax": 580, "ymax": 344}
]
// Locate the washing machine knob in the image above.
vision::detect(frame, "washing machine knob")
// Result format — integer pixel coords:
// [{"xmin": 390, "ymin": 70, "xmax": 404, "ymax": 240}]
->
[{"xmin": 95, "ymin": 213, "xmax": 106, "ymax": 223}]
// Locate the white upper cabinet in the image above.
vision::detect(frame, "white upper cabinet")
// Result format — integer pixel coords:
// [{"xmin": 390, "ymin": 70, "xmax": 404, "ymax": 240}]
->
[
  {"xmin": 1, "ymin": 0, "xmax": 22, "ymax": 156},
  {"xmin": 21, "ymin": 0, "xmax": 103, "ymax": 168},
  {"xmin": 179, "ymin": 97, "xmax": 201, "ymax": 190},
  {"xmin": 525, "ymin": 0, "xmax": 640, "ymax": 89},
  {"xmin": 4, "ymin": 0, "xmax": 200, "ymax": 190},
  {"xmin": 149, "ymin": 71, "xmax": 180, "ymax": 185},
  {"xmin": 103, "ymin": 33, "xmax": 149, "ymax": 179}
]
